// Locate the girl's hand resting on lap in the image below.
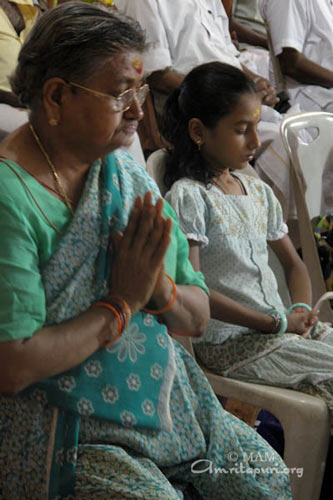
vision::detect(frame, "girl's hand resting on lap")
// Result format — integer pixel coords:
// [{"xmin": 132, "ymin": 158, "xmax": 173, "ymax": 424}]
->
[
  {"xmin": 286, "ymin": 310, "xmax": 318, "ymax": 336},
  {"xmin": 107, "ymin": 192, "xmax": 172, "ymax": 314}
]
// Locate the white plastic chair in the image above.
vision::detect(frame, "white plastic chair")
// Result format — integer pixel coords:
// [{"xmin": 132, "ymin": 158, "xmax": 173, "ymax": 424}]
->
[
  {"xmin": 147, "ymin": 148, "xmax": 331, "ymax": 500},
  {"xmin": 280, "ymin": 111, "xmax": 333, "ymax": 323}
]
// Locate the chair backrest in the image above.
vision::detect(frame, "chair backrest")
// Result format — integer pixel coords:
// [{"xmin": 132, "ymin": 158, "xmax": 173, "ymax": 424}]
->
[
  {"xmin": 137, "ymin": 93, "xmax": 169, "ymax": 158},
  {"xmin": 280, "ymin": 111, "xmax": 333, "ymax": 320},
  {"xmin": 280, "ymin": 112, "xmax": 333, "ymax": 219},
  {"xmin": 146, "ymin": 149, "xmax": 169, "ymax": 196},
  {"xmin": 0, "ymin": 104, "xmax": 28, "ymax": 141}
]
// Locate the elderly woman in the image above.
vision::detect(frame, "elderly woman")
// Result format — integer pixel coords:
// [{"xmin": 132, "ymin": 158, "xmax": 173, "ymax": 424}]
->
[{"xmin": 0, "ymin": 3, "xmax": 291, "ymax": 499}]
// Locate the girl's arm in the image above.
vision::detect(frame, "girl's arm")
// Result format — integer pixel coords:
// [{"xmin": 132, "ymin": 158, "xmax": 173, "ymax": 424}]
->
[
  {"xmin": 189, "ymin": 243, "xmax": 276, "ymax": 333},
  {"xmin": 268, "ymin": 234, "xmax": 312, "ymax": 307},
  {"xmin": 189, "ymin": 241, "xmax": 317, "ymax": 334}
]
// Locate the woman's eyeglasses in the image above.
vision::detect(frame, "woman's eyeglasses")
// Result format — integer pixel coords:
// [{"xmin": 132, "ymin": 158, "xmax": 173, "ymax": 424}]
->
[{"xmin": 68, "ymin": 81, "xmax": 150, "ymax": 113}]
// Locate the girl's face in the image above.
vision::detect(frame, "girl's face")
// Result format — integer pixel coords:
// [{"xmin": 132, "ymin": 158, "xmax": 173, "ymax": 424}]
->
[{"xmin": 201, "ymin": 93, "xmax": 261, "ymax": 173}]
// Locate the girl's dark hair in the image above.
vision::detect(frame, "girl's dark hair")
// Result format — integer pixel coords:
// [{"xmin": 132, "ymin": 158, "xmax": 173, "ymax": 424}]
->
[
  {"xmin": 161, "ymin": 62, "xmax": 256, "ymax": 188},
  {"xmin": 11, "ymin": 2, "xmax": 147, "ymax": 107}
]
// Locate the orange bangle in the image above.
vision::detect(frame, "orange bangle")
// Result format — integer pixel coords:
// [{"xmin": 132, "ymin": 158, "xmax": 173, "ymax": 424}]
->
[
  {"xmin": 107, "ymin": 295, "xmax": 132, "ymax": 329},
  {"xmin": 93, "ymin": 301, "xmax": 123, "ymax": 347},
  {"xmin": 143, "ymin": 275, "xmax": 177, "ymax": 315}
]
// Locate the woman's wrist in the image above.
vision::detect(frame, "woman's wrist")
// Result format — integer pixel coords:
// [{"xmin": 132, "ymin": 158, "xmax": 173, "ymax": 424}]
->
[
  {"xmin": 92, "ymin": 297, "xmax": 131, "ymax": 347},
  {"xmin": 143, "ymin": 275, "xmax": 177, "ymax": 315},
  {"xmin": 150, "ymin": 274, "xmax": 173, "ymax": 305},
  {"xmin": 105, "ymin": 289, "xmax": 140, "ymax": 316},
  {"xmin": 87, "ymin": 306, "xmax": 119, "ymax": 347}
]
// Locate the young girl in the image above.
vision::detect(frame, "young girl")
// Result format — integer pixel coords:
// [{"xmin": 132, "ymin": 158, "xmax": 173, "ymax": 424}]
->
[{"xmin": 162, "ymin": 61, "xmax": 333, "ymax": 423}]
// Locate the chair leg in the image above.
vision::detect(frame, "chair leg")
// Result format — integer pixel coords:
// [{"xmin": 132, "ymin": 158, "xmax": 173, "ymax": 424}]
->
[{"xmin": 279, "ymin": 404, "xmax": 330, "ymax": 500}]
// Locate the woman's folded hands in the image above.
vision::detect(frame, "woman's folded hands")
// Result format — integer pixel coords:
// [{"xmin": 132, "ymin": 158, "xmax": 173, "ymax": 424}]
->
[{"xmin": 107, "ymin": 191, "xmax": 172, "ymax": 314}]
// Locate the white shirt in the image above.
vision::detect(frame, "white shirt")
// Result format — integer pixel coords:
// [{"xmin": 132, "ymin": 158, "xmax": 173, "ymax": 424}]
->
[
  {"xmin": 232, "ymin": 0, "xmax": 266, "ymax": 35},
  {"xmin": 114, "ymin": 0, "xmax": 242, "ymax": 76},
  {"xmin": 260, "ymin": 0, "xmax": 333, "ymax": 111}
]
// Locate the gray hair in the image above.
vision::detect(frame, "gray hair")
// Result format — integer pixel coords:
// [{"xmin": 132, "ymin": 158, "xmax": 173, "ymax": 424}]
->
[{"xmin": 11, "ymin": 1, "xmax": 147, "ymax": 107}]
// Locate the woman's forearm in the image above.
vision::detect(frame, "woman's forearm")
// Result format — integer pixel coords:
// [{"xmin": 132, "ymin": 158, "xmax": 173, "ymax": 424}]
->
[
  {"xmin": 157, "ymin": 285, "xmax": 210, "ymax": 337},
  {"xmin": 0, "ymin": 307, "xmax": 118, "ymax": 394}
]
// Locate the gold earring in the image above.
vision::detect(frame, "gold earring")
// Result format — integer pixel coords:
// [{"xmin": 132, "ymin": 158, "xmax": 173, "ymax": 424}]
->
[
  {"xmin": 197, "ymin": 140, "xmax": 202, "ymax": 151},
  {"xmin": 49, "ymin": 118, "xmax": 58, "ymax": 126}
]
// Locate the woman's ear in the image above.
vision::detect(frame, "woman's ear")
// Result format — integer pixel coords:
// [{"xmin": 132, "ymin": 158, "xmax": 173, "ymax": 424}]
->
[
  {"xmin": 42, "ymin": 77, "xmax": 69, "ymax": 126},
  {"xmin": 188, "ymin": 118, "xmax": 205, "ymax": 147}
]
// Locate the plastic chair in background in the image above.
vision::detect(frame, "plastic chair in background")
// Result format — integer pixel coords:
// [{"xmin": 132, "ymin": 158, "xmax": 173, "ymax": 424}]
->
[
  {"xmin": 280, "ymin": 111, "xmax": 333, "ymax": 323},
  {"xmin": 0, "ymin": 104, "xmax": 28, "ymax": 142}
]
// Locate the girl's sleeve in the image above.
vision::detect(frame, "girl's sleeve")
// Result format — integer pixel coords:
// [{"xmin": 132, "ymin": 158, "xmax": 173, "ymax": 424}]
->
[
  {"xmin": 0, "ymin": 196, "xmax": 46, "ymax": 341},
  {"xmin": 165, "ymin": 181, "xmax": 209, "ymax": 248},
  {"xmin": 264, "ymin": 184, "xmax": 289, "ymax": 241}
]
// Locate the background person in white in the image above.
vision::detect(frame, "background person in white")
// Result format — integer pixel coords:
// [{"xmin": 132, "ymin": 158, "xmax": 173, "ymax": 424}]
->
[
  {"xmin": 115, "ymin": 0, "xmax": 316, "ymax": 221},
  {"xmin": 260, "ymin": 0, "xmax": 333, "ymax": 112},
  {"xmin": 233, "ymin": 0, "xmax": 266, "ymax": 36},
  {"xmin": 114, "ymin": 0, "xmax": 274, "ymax": 115},
  {"xmin": 231, "ymin": 0, "xmax": 268, "ymax": 52}
]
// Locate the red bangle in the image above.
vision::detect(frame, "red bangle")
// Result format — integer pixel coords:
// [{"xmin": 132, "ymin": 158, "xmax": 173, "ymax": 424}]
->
[
  {"xmin": 92, "ymin": 301, "xmax": 123, "ymax": 347},
  {"xmin": 143, "ymin": 275, "xmax": 177, "ymax": 315}
]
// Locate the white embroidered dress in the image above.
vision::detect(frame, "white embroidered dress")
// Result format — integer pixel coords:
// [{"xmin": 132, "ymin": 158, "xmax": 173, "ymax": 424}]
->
[{"xmin": 166, "ymin": 173, "xmax": 287, "ymax": 344}]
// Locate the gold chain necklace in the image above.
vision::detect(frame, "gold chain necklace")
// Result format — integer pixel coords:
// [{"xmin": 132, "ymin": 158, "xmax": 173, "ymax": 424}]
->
[{"xmin": 29, "ymin": 123, "xmax": 74, "ymax": 215}]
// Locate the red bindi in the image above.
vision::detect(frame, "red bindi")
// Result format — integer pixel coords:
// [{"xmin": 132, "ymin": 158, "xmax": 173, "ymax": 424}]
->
[{"xmin": 132, "ymin": 58, "xmax": 143, "ymax": 74}]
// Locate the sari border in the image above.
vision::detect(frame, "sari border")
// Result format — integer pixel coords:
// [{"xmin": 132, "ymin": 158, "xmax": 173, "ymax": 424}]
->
[
  {"xmin": 45, "ymin": 407, "xmax": 59, "ymax": 499},
  {"xmin": 157, "ymin": 336, "xmax": 176, "ymax": 431}
]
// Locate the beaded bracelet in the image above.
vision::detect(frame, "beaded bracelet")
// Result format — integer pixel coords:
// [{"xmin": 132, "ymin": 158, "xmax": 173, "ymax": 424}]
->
[
  {"xmin": 287, "ymin": 302, "xmax": 312, "ymax": 313},
  {"xmin": 92, "ymin": 299, "xmax": 130, "ymax": 347},
  {"xmin": 267, "ymin": 309, "xmax": 288, "ymax": 334},
  {"xmin": 143, "ymin": 274, "xmax": 177, "ymax": 315}
]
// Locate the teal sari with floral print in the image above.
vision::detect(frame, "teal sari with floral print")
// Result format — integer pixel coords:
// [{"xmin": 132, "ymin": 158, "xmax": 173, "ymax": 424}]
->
[{"xmin": 19, "ymin": 154, "xmax": 182, "ymax": 498}]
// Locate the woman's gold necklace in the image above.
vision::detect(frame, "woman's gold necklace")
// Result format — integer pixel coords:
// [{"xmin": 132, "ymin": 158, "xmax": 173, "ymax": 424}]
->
[{"xmin": 29, "ymin": 123, "xmax": 74, "ymax": 215}]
